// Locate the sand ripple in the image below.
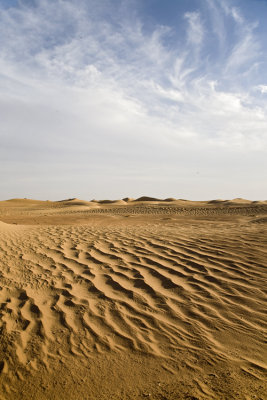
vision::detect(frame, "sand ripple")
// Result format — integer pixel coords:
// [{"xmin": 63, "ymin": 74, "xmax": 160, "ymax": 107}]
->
[{"xmin": 0, "ymin": 221, "xmax": 266, "ymax": 399}]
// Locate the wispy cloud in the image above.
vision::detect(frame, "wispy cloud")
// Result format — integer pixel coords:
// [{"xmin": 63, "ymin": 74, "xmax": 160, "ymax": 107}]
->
[
  {"xmin": 257, "ymin": 85, "xmax": 267, "ymax": 94},
  {"xmin": 184, "ymin": 11, "xmax": 204, "ymax": 46},
  {"xmin": 0, "ymin": 0, "xmax": 267, "ymax": 199}
]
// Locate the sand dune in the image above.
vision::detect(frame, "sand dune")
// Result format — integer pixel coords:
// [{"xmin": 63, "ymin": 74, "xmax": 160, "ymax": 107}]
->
[
  {"xmin": 0, "ymin": 199, "xmax": 266, "ymax": 399},
  {"xmin": 56, "ymin": 198, "xmax": 95, "ymax": 207},
  {"xmin": 134, "ymin": 196, "xmax": 166, "ymax": 202},
  {"xmin": 95, "ymin": 199, "xmax": 127, "ymax": 205}
]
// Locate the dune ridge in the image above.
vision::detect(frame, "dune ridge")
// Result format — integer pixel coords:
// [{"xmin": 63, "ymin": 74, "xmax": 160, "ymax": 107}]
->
[{"xmin": 1, "ymin": 197, "xmax": 267, "ymax": 226}]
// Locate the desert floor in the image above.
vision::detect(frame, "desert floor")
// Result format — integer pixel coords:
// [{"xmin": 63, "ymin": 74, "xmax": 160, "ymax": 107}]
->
[{"xmin": 0, "ymin": 198, "xmax": 266, "ymax": 400}]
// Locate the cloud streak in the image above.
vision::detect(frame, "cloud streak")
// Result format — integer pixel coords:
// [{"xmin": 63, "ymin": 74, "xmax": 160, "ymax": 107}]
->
[{"xmin": 184, "ymin": 11, "xmax": 204, "ymax": 46}]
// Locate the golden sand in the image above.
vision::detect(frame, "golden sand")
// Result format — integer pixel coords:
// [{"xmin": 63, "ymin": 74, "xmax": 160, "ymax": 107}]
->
[{"xmin": 0, "ymin": 198, "xmax": 266, "ymax": 399}]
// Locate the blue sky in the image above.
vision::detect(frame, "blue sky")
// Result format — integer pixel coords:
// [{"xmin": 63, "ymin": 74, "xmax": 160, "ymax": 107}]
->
[{"xmin": 0, "ymin": 0, "xmax": 267, "ymax": 200}]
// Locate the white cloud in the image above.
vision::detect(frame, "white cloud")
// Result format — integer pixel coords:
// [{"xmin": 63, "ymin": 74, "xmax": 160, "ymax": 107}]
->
[
  {"xmin": 184, "ymin": 11, "xmax": 204, "ymax": 46},
  {"xmin": 225, "ymin": 31, "xmax": 260, "ymax": 73},
  {"xmin": 205, "ymin": 0, "xmax": 226, "ymax": 46},
  {"xmin": 257, "ymin": 85, "xmax": 267, "ymax": 94}
]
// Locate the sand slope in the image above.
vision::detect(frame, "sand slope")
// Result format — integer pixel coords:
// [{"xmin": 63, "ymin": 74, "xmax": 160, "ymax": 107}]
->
[{"xmin": 0, "ymin": 199, "xmax": 266, "ymax": 399}]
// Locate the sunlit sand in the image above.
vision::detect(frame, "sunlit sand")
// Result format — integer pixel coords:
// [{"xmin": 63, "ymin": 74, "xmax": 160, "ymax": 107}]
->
[{"xmin": 0, "ymin": 198, "xmax": 266, "ymax": 399}]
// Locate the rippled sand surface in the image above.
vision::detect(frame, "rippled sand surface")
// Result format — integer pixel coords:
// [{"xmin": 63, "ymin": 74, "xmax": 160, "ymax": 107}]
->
[{"xmin": 0, "ymin": 199, "xmax": 266, "ymax": 399}]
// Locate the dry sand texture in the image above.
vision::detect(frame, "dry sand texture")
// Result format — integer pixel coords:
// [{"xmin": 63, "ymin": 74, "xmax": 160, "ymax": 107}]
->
[{"xmin": 0, "ymin": 198, "xmax": 267, "ymax": 400}]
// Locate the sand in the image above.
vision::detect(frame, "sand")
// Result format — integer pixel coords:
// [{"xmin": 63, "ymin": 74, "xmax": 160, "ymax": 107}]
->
[{"xmin": 0, "ymin": 198, "xmax": 266, "ymax": 400}]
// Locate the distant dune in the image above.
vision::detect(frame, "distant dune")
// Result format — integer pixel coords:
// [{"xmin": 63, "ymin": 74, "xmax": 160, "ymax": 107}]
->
[
  {"xmin": 122, "ymin": 197, "xmax": 134, "ymax": 202},
  {"xmin": 0, "ymin": 196, "xmax": 267, "ymax": 226},
  {"xmin": 208, "ymin": 199, "xmax": 228, "ymax": 204},
  {"xmin": 133, "ymin": 196, "xmax": 165, "ymax": 202},
  {"xmin": 2, "ymin": 196, "xmax": 266, "ymax": 206},
  {"xmin": 56, "ymin": 198, "xmax": 95, "ymax": 206},
  {"xmin": 94, "ymin": 199, "xmax": 127, "ymax": 205}
]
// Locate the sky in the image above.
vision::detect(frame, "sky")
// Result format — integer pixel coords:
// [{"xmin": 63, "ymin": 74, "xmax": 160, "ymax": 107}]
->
[{"xmin": 0, "ymin": 0, "xmax": 267, "ymax": 200}]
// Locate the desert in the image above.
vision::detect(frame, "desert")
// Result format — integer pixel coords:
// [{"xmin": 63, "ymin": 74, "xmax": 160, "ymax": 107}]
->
[
  {"xmin": 0, "ymin": 197, "xmax": 266, "ymax": 400},
  {"xmin": 2, "ymin": 0, "xmax": 267, "ymax": 398}
]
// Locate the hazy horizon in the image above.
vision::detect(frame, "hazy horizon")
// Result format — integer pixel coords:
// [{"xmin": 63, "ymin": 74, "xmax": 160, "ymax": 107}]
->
[
  {"xmin": 1, "ymin": 0, "xmax": 267, "ymax": 200},
  {"xmin": 1, "ymin": 195, "xmax": 266, "ymax": 203}
]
